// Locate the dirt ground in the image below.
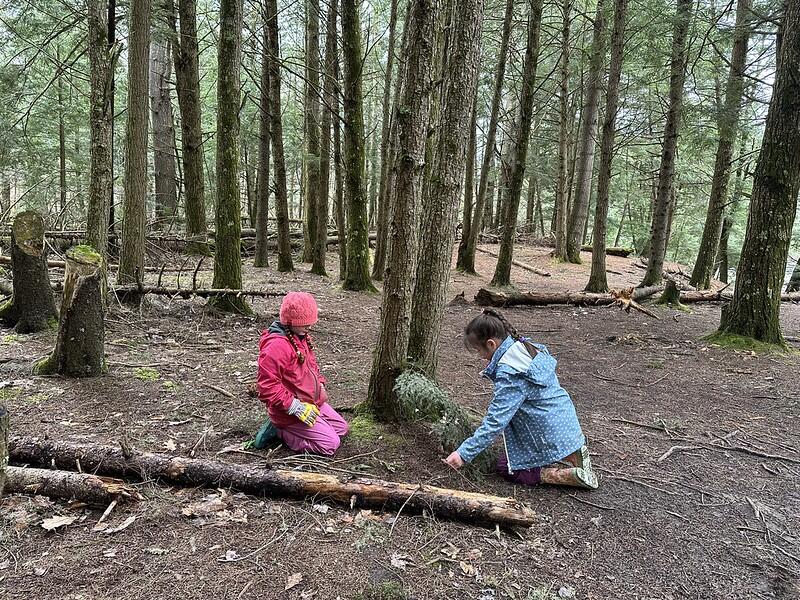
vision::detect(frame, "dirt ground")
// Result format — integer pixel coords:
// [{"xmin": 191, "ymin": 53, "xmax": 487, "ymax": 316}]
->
[{"xmin": 1, "ymin": 244, "xmax": 799, "ymax": 600}]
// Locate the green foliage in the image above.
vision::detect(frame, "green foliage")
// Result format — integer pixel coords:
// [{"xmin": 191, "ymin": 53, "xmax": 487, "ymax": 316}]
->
[
  {"xmin": 353, "ymin": 582, "xmax": 409, "ymax": 600},
  {"xmin": 393, "ymin": 370, "xmax": 496, "ymax": 474},
  {"xmin": 134, "ymin": 367, "xmax": 161, "ymax": 381}
]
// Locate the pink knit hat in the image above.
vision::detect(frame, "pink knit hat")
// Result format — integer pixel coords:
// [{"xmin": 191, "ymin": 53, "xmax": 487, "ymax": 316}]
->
[{"xmin": 280, "ymin": 292, "xmax": 319, "ymax": 327}]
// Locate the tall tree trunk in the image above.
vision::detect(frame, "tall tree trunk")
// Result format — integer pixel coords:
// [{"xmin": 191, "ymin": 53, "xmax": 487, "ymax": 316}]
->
[
  {"xmin": 87, "ymin": 0, "xmax": 115, "ymax": 258},
  {"xmin": 341, "ymin": 0, "xmax": 374, "ymax": 291},
  {"xmin": 150, "ymin": 38, "xmax": 179, "ymax": 230},
  {"xmin": 718, "ymin": 0, "xmax": 800, "ymax": 346},
  {"xmin": 566, "ymin": 0, "xmax": 606, "ymax": 263},
  {"xmin": 314, "ymin": 0, "xmax": 338, "ymax": 276},
  {"xmin": 303, "ymin": 0, "xmax": 321, "ymax": 265},
  {"xmin": 490, "ymin": 0, "xmax": 543, "ymax": 288},
  {"xmin": 456, "ymin": 92, "xmax": 478, "ymax": 271},
  {"xmin": 333, "ymin": 41, "xmax": 347, "ymax": 280},
  {"xmin": 553, "ymin": 0, "xmax": 572, "ymax": 261},
  {"xmin": 641, "ymin": 0, "xmax": 692, "ymax": 287},
  {"xmin": 365, "ymin": 0, "xmax": 437, "ymax": 419},
  {"xmin": 483, "ymin": 167, "xmax": 494, "ymax": 231},
  {"xmin": 266, "ymin": 0, "xmax": 293, "ymax": 272},
  {"xmin": 370, "ymin": 0, "xmax": 400, "ymax": 280},
  {"xmin": 585, "ymin": 0, "xmax": 627, "ymax": 292},
  {"xmin": 171, "ymin": 0, "xmax": 209, "ymax": 255},
  {"xmin": 690, "ymin": 0, "xmax": 751, "ymax": 289},
  {"xmin": 407, "ymin": 0, "xmax": 484, "ymax": 378},
  {"xmin": 209, "ymin": 0, "xmax": 250, "ymax": 314},
  {"xmin": 254, "ymin": 21, "xmax": 271, "ymax": 268},
  {"xmin": 118, "ymin": 0, "xmax": 151, "ymax": 286},
  {"xmin": 461, "ymin": 0, "xmax": 514, "ymax": 274},
  {"xmin": 107, "ymin": 0, "xmax": 117, "ymax": 250},
  {"xmin": 57, "ymin": 46, "xmax": 68, "ymax": 218}
]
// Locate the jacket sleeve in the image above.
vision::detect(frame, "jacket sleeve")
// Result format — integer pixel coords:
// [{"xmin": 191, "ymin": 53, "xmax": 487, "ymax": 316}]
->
[
  {"xmin": 456, "ymin": 369, "xmax": 528, "ymax": 463},
  {"xmin": 257, "ymin": 341, "xmax": 296, "ymax": 412}
]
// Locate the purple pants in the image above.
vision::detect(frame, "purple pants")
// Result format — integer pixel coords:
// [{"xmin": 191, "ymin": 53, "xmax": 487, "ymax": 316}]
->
[
  {"xmin": 277, "ymin": 403, "xmax": 349, "ymax": 456},
  {"xmin": 496, "ymin": 453, "xmax": 541, "ymax": 486}
]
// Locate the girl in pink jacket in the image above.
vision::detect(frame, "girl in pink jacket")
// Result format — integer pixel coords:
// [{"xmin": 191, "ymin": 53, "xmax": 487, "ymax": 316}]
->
[{"xmin": 254, "ymin": 292, "xmax": 349, "ymax": 455}]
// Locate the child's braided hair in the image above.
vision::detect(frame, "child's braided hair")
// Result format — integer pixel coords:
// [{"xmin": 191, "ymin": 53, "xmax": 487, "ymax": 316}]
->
[
  {"xmin": 464, "ymin": 309, "xmax": 538, "ymax": 357},
  {"xmin": 285, "ymin": 329, "xmax": 314, "ymax": 364}
]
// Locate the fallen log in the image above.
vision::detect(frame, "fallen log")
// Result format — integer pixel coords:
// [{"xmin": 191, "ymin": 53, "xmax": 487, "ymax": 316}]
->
[
  {"xmin": 8, "ymin": 437, "xmax": 536, "ymax": 528},
  {"xmin": 581, "ymin": 245, "xmax": 633, "ymax": 258},
  {"xmin": 111, "ymin": 285, "xmax": 287, "ymax": 299},
  {"xmin": 476, "ymin": 247, "xmax": 551, "ymax": 277},
  {"xmin": 475, "ymin": 285, "xmax": 663, "ymax": 308},
  {"xmin": 0, "ymin": 255, "xmax": 213, "ymax": 273},
  {"xmin": 4, "ymin": 466, "xmax": 142, "ymax": 505}
]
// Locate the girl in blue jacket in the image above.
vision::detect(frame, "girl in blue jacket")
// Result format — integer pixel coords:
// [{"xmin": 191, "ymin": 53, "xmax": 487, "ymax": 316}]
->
[{"xmin": 444, "ymin": 309, "xmax": 598, "ymax": 489}]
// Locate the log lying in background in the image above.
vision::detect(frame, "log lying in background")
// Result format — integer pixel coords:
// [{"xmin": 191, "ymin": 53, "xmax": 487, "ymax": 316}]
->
[
  {"xmin": 475, "ymin": 286, "xmax": 663, "ymax": 308},
  {"xmin": 475, "ymin": 247, "xmax": 551, "ymax": 277},
  {"xmin": 9, "ymin": 437, "xmax": 537, "ymax": 528},
  {"xmin": 476, "ymin": 287, "xmax": 800, "ymax": 308},
  {"xmin": 0, "ymin": 255, "xmax": 214, "ymax": 273},
  {"xmin": 0, "ymin": 211, "xmax": 58, "ymax": 333},
  {"xmin": 4, "ymin": 466, "xmax": 142, "ymax": 505},
  {"xmin": 581, "ymin": 245, "xmax": 633, "ymax": 257},
  {"xmin": 112, "ymin": 285, "xmax": 286, "ymax": 299}
]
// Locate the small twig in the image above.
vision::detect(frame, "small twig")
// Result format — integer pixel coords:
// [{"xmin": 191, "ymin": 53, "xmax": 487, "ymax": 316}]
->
[
  {"xmin": 565, "ymin": 493, "xmax": 617, "ymax": 511},
  {"xmin": 95, "ymin": 499, "xmax": 118, "ymax": 528},
  {"xmin": 202, "ymin": 383, "xmax": 236, "ymax": 399},
  {"xmin": 218, "ymin": 531, "xmax": 286, "ymax": 563},
  {"xmin": 388, "ymin": 484, "xmax": 423, "ymax": 540},
  {"xmin": 657, "ymin": 445, "xmax": 703, "ymax": 463}
]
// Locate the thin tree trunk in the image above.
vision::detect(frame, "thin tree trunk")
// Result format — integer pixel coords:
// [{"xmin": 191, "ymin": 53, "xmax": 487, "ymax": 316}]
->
[
  {"xmin": 690, "ymin": 0, "xmax": 750, "ymax": 289},
  {"xmin": 614, "ymin": 196, "xmax": 628, "ymax": 247},
  {"xmin": 585, "ymin": 0, "xmax": 627, "ymax": 292},
  {"xmin": 254, "ymin": 21, "xmax": 271, "ymax": 268},
  {"xmin": 641, "ymin": 0, "xmax": 692, "ymax": 287},
  {"xmin": 87, "ymin": 0, "xmax": 115, "ymax": 258},
  {"xmin": 461, "ymin": 0, "xmax": 514, "ymax": 274},
  {"xmin": 106, "ymin": 0, "xmax": 117, "ymax": 250},
  {"xmin": 150, "ymin": 38, "xmax": 179, "ymax": 230},
  {"xmin": 566, "ymin": 0, "xmax": 606, "ymax": 263},
  {"xmin": 171, "ymin": 0, "xmax": 209, "ymax": 255},
  {"xmin": 314, "ymin": 0, "xmax": 338, "ymax": 276},
  {"xmin": 456, "ymin": 92, "xmax": 478, "ymax": 270},
  {"xmin": 266, "ymin": 0, "xmax": 293, "ymax": 272},
  {"xmin": 57, "ymin": 46, "xmax": 67, "ymax": 217},
  {"xmin": 341, "ymin": 0, "xmax": 374, "ymax": 291},
  {"xmin": 333, "ymin": 48, "xmax": 347, "ymax": 280},
  {"xmin": 370, "ymin": 0, "xmax": 400, "ymax": 280},
  {"xmin": 118, "ymin": 0, "xmax": 151, "ymax": 286},
  {"xmin": 490, "ymin": 0, "xmax": 543, "ymax": 287},
  {"xmin": 718, "ymin": 0, "xmax": 800, "ymax": 346},
  {"xmin": 483, "ymin": 168, "xmax": 494, "ymax": 231},
  {"xmin": 209, "ymin": 0, "xmax": 250, "ymax": 314},
  {"xmin": 407, "ymin": 0, "xmax": 484, "ymax": 378},
  {"xmin": 365, "ymin": 0, "xmax": 436, "ymax": 418},
  {"xmin": 303, "ymin": 0, "xmax": 321, "ymax": 266},
  {"xmin": 553, "ymin": 0, "xmax": 572, "ymax": 261}
]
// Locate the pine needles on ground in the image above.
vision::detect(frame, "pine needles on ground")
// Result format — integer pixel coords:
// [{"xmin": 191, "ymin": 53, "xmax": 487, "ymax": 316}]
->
[{"xmin": 393, "ymin": 370, "xmax": 497, "ymax": 474}]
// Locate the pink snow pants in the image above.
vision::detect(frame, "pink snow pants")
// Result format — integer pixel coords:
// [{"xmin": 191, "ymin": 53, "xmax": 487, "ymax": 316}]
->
[{"xmin": 277, "ymin": 403, "xmax": 350, "ymax": 456}]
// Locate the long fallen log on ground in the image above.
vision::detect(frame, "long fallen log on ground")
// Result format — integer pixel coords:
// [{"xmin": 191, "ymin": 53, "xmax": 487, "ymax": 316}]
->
[
  {"xmin": 476, "ymin": 247, "xmax": 551, "ymax": 277},
  {"xmin": 476, "ymin": 287, "xmax": 800, "ymax": 308},
  {"xmin": 111, "ymin": 285, "xmax": 287, "ymax": 299},
  {"xmin": 0, "ymin": 255, "xmax": 213, "ymax": 273},
  {"xmin": 475, "ymin": 286, "xmax": 663, "ymax": 308},
  {"xmin": 8, "ymin": 437, "xmax": 536, "ymax": 528},
  {"xmin": 581, "ymin": 245, "xmax": 633, "ymax": 258},
  {"xmin": 4, "ymin": 466, "xmax": 142, "ymax": 505}
]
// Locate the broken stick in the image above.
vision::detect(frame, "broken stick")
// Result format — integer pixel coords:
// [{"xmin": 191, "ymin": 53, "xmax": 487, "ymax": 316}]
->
[
  {"xmin": 4, "ymin": 466, "xmax": 142, "ymax": 505},
  {"xmin": 9, "ymin": 436, "xmax": 536, "ymax": 528},
  {"xmin": 475, "ymin": 247, "xmax": 551, "ymax": 277}
]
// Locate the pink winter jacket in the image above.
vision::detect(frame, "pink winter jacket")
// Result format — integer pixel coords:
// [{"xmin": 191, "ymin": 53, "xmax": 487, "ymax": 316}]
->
[{"xmin": 257, "ymin": 321, "xmax": 329, "ymax": 428}]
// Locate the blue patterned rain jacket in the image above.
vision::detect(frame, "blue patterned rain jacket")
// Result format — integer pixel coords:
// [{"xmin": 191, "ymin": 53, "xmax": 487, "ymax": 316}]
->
[{"xmin": 456, "ymin": 336, "xmax": 586, "ymax": 472}]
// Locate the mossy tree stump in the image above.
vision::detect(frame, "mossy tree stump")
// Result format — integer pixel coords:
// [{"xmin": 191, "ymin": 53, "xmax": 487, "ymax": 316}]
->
[
  {"xmin": 34, "ymin": 246, "xmax": 106, "ymax": 377},
  {"xmin": 0, "ymin": 405, "xmax": 8, "ymax": 496},
  {"xmin": 657, "ymin": 278, "xmax": 684, "ymax": 308},
  {"xmin": 0, "ymin": 211, "xmax": 58, "ymax": 333}
]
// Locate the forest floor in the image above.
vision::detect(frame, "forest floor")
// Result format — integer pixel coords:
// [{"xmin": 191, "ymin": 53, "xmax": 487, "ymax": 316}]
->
[{"xmin": 1, "ymin": 244, "xmax": 799, "ymax": 600}]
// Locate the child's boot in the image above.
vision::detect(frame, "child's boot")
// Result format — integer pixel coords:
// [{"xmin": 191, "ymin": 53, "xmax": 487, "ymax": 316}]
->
[{"xmin": 252, "ymin": 417, "xmax": 279, "ymax": 449}]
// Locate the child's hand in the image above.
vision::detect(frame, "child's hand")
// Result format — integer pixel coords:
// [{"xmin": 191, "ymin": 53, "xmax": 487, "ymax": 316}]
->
[
  {"xmin": 443, "ymin": 451, "xmax": 464, "ymax": 469},
  {"xmin": 288, "ymin": 398, "xmax": 320, "ymax": 427}
]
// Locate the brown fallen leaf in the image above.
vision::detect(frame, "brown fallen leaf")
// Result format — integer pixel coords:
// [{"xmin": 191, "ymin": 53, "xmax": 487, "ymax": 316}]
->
[
  {"xmin": 285, "ymin": 572, "xmax": 303, "ymax": 591},
  {"xmin": 41, "ymin": 515, "xmax": 77, "ymax": 532}
]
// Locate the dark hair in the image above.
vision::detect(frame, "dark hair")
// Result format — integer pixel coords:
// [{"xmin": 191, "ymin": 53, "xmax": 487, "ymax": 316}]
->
[{"xmin": 464, "ymin": 309, "xmax": 537, "ymax": 356}]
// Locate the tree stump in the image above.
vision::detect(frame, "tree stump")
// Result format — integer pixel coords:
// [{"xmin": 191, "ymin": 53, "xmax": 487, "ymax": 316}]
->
[
  {"xmin": 0, "ymin": 211, "xmax": 58, "ymax": 333},
  {"xmin": 0, "ymin": 405, "xmax": 8, "ymax": 497},
  {"xmin": 34, "ymin": 246, "xmax": 106, "ymax": 377},
  {"xmin": 657, "ymin": 278, "xmax": 684, "ymax": 307}
]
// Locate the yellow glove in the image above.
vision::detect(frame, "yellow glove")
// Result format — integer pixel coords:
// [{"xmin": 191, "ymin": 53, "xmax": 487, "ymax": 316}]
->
[{"xmin": 288, "ymin": 398, "xmax": 320, "ymax": 427}]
